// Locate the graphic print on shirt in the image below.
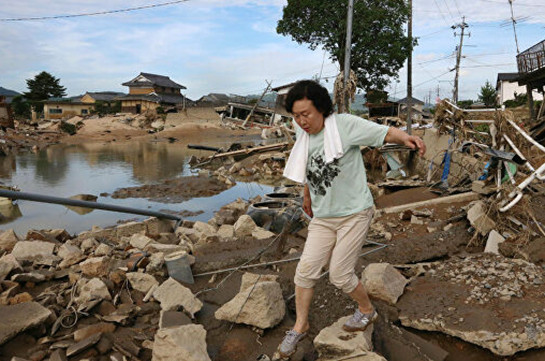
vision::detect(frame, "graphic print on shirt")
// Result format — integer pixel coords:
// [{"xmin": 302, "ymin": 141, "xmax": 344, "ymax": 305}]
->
[{"xmin": 306, "ymin": 154, "xmax": 341, "ymax": 196}]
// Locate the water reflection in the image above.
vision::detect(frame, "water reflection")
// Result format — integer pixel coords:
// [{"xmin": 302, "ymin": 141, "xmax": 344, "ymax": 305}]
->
[
  {"xmin": 0, "ymin": 137, "xmax": 274, "ymax": 235},
  {"xmin": 0, "ymin": 201, "xmax": 22, "ymax": 225}
]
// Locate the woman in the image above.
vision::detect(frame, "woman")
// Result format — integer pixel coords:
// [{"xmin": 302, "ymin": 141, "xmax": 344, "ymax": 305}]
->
[{"xmin": 278, "ymin": 80, "xmax": 426, "ymax": 357}]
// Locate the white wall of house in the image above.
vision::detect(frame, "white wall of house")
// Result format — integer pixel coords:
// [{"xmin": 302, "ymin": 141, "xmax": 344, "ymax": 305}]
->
[{"xmin": 497, "ymin": 81, "xmax": 544, "ymax": 104}]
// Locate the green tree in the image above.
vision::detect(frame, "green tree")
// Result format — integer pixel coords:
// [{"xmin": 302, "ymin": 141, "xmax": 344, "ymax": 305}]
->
[
  {"xmin": 10, "ymin": 95, "xmax": 31, "ymax": 119},
  {"xmin": 478, "ymin": 80, "xmax": 497, "ymax": 107},
  {"xmin": 24, "ymin": 71, "xmax": 67, "ymax": 112},
  {"xmin": 277, "ymin": 0, "xmax": 414, "ymax": 92}
]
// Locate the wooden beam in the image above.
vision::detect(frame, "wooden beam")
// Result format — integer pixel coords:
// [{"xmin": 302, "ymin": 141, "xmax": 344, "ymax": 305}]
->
[{"xmin": 380, "ymin": 192, "xmax": 480, "ymax": 214}]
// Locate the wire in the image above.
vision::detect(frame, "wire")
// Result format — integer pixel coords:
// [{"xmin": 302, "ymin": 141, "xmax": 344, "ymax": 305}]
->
[
  {"xmin": 433, "ymin": 0, "xmax": 451, "ymax": 26},
  {"xmin": 452, "ymin": 0, "xmax": 463, "ymax": 18},
  {"xmin": 0, "ymin": 0, "xmax": 190, "ymax": 22},
  {"xmin": 479, "ymin": 0, "xmax": 544, "ymax": 7}
]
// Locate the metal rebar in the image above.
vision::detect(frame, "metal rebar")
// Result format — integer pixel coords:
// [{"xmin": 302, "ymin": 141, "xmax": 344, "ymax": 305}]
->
[{"xmin": 0, "ymin": 189, "xmax": 181, "ymax": 221}]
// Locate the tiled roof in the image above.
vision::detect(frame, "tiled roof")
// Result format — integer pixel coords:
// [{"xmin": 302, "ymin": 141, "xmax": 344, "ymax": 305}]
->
[{"xmin": 122, "ymin": 72, "xmax": 186, "ymax": 89}]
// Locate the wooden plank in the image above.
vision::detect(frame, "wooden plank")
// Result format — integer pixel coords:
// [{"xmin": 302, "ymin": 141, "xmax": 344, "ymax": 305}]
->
[
  {"xmin": 209, "ymin": 142, "xmax": 289, "ymax": 159},
  {"xmin": 380, "ymin": 192, "xmax": 480, "ymax": 213}
]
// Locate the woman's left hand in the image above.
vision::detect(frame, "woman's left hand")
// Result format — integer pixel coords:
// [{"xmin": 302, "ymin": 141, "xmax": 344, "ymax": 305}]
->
[{"xmin": 404, "ymin": 135, "xmax": 426, "ymax": 156}]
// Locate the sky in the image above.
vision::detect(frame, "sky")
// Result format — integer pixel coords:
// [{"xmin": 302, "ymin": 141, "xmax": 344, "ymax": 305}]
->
[{"xmin": 1, "ymin": 0, "xmax": 544, "ymax": 102}]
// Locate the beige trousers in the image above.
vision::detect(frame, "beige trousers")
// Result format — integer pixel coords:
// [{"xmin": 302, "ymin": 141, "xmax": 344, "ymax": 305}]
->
[{"xmin": 294, "ymin": 207, "xmax": 375, "ymax": 294}]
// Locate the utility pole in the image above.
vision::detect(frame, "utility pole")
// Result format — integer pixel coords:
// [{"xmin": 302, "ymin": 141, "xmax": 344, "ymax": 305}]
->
[
  {"xmin": 452, "ymin": 17, "xmax": 469, "ymax": 104},
  {"xmin": 406, "ymin": 0, "xmax": 413, "ymax": 134},
  {"xmin": 342, "ymin": 0, "xmax": 354, "ymax": 114},
  {"xmin": 242, "ymin": 80, "xmax": 271, "ymax": 128},
  {"xmin": 509, "ymin": 0, "xmax": 535, "ymax": 120}
]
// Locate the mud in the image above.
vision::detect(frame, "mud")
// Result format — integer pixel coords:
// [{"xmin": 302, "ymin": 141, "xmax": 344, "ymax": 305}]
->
[{"xmin": 109, "ymin": 174, "xmax": 233, "ymax": 203}]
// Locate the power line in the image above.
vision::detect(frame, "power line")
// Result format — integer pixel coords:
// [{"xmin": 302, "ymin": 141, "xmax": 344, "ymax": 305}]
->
[
  {"xmin": 479, "ymin": 0, "xmax": 543, "ymax": 7},
  {"xmin": 0, "ymin": 0, "xmax": 190, "ymax": 22},
  {"xmin": 442, "ymin": 0, "xmax": 456, "ymax": 21},
  {"xmin": 433, "ymin": 0, "xmax": 451, "ymax": 26},
  {"xmin": 452, "ymin": 0, "xmax": 463, "ymax": 18}
]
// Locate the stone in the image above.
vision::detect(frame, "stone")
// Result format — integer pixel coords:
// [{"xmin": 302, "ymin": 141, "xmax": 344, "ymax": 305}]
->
[
  {"xmin": 193, "ymin": 221, "xmax": 217, "ymax": 236},
  {"xmin": 80, "ymin": 238, "xmax": 99, "ymax": 253},
  {"xmin": 234, "ymin": 215, "xmax": 257, "ymax": 238},
  {"xmin": 251, "ymin": 227, "xmax": 275, "ymax": 240},
  {"xmin": 217, "ymin": 225, "xmax": 235, "ymax": 242},
  {"xmin": 145, "ymin": 243, "xmax": 190, "ymax": 255},
  {"xmin": 11, "ymin": 273, "xmax": 46, "ymax": 283},
  {"xmin": 472, "ymin": 180, "xmax": 495, "ymax": 195},
  {"xmin": 152, "ymin": 324, "xmax": 211, "ymax": 361},
  {"xmin": 79, "ymin": 257, "xmax": 110, "ymax": 277},
  {"xmin": 153, "ymin": 278, "xmax": 203, "ymax": 317},
  {"xmin": 0, "ymin": 302, "xmax": 52, "ymax": 345},
  {"xmin": 74, "ymin": 323, "xmax": 116, "ymax": 342},
  {"xmin": 66, "ymin": 333, "xmax": 101, "ymax": 357},
  {"xmin": 175, "ymin": 227, "xmax": 199, "ymax": 243},
  {"xmin": 314, "ymin": 316, "xmax": 373, "ymax": 359},
  {"xmin": 159, "ymin": 310, "xmax": 191, "ymax": 329},
  {"xmin": 94, "ymin": 244, "xmax": 112, "ymax": 257},
  {"xmin": 0, "ymin": 254, "xmax": 22, "ymax": 281},
  {"xmin": 0, "ymin": 229, "xmax": 20, "ymax": 252},
  {"xmin": 49, "ymin": 349, "xmax": 67, "ymax": 361},
  {"xmin": 145, "ymin": 217, "xmax": 174, "ymax": 235},
  {"xmin": 239, "ymin": 272, "xmax": 278, "ymax": 291},
  {"xmin": 97, "ymin": 335, "xmax": 114, "ymax": 354},
  {"xmin": 317, "ymin": 352, "xmax": 386, "ymax": 361},
  {"xmin": 467, "ymin": 201, "xmax": 496, "ymax": 235},
  {"xmin": 484, "ymin": 230, "xmax": 506, "ymax": 255},
  {"xmin": 129, "ymin": 234, "xmax": 154, "ymax": 249},
  {"xmin": 361, "ymin": 263, "xmax": 407, "ymax": 305},
  {"xmin": 8, "ymin": 292, "xmax": 33, "ymax": 304},
  {"xmin": 215, "ymin": 275, "xmax": 285, "ymax": 329},
  {"xmin": 411, "ymin": 216, "xmax": 424, "ymax": 225},
  {"xmin": 11, "ymin": 241, "xmax": 56, "ymax": 264},
  {"xmin": 116, "ymin": 221, "xmax": 147, "ymax": 239},
  {"xmin": 58, "ymin": 244, "xmax": 82, "ymax": 259},
  {"xmin": 127, "ymin": 272, "xmax": 159, "ymax": 294},
  {"xmin": 76, "ymin": 278, "xmax": 112, "ymax": 304},
  {"xmin": 147, "ymin": 252, "xmax": 165, "ymax": 273}
]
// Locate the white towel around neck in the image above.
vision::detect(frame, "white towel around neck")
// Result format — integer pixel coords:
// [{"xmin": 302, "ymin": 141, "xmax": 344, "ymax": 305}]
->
[{"xmin": 283, "ymin": 114, "xmax": 344, "ymax": 183}]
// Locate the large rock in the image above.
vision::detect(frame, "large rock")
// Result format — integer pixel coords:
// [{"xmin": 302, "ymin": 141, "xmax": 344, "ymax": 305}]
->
[
  {"xmin": 314, "ymin": 315, "xmax": 373, "ymax": 360},
  {"xmin": 76, "ymin": 278, "xmax": 112, "ymax": 304},
  {"xmin": 11, "ymin": 241, "xmax": 57, "ymax": 264},
  {"xmin": 0, "ymin": 229, "xmax": 20, "ymax": 252},
  {"xmin": 484, "ymin": 230, "xmax": 505, "ymax": 255},
  {"xmin": 58, "ymin": 244, "xmax": 85, "ymax": 268},
  {"xmin": 233, "ymin": 215, "xmax": 257, "ymax": 238},
  {"xmin": 361, "ymin": 263, "xmax": 407, "ymax": 305},
  {"xmin": 252, "ymin": 227, "xmax": 275, "ymax": 240},
  {"xmin": 152, "ymin": 324, "xmax": 211, "ymax": 361},
  {"xmin": 217, "ymin": 224, "xmax": 235, "ymax": 242},
  {"xmin": 215, "ymin": 273, "xmax": 285, "ymax": 329},
  {"xmin": 397, "ymin": 253, "xmax": 545, "ymax": 356},
  {"xmin": 193, "ymin": 221, "xmax": 217, "ymax": 236},
  {"xmin": 0, "ymin": 254, "xmax": 22, "ymax": 281},
  {"xmin": 0, "ymin": 302, "xmax": 52, "ymax": 345},
  {"xmin": 79, "ymin": 256, "xmax": 110, "ymax": 277},
  {"xmin": 127, "ymin": 272, "xmax": 159, "ymax": 294},
  {"xmin": 73, "ymin": 322, "xmax": 116, "ymax": 342},
  {"xmin": 153, "ymin": 278, "xmax": 202, "ymax": 317}
]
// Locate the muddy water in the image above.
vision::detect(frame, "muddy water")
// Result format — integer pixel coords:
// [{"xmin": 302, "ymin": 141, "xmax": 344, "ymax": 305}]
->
[{"xmin": 0, "ymin": 139, "xmax": 274, "ymax": 235}]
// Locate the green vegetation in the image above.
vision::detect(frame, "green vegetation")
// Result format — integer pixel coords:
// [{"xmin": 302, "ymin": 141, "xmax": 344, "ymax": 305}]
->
[
  {"xmin": 478, "ymin": 80, "xmax": 497, "ymax": 108},
  {"xmin": 24, "ymin": 71, "xmax": 67, "ymax": 113},
  {"xmin": 10, "ymin": 95, "xmax": 31, "ymax": 119},
  {"xmin": 277, "ymin": 0, "xmax": 414, "ymax": 92}
]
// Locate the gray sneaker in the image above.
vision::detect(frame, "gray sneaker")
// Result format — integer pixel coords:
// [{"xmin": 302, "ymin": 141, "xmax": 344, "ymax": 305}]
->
[
  {"xmin": 278, "ymin": 329, "xmax": 306, "ymax": 357},
  {"xmin": 342, "ymin": 309, "xmax": 378, "ymax": 332}
]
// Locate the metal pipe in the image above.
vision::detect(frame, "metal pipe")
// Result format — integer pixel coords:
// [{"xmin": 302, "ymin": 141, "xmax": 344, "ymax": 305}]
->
[
  {"xmin": 503, "ymin": 134, "xmax": 535, "ymax": 172},
  {"xmin": 0, "ymin": 189, "xmax": 181, "ymax": 221},
  {"xmin": 506, "ymin": 118, "xmax": 545, "ymax": 154}
]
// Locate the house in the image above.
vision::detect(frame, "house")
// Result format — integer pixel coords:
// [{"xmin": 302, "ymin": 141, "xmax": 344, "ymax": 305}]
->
[
  {"xmin": 496, "ymin": 72, "xmax": 543, "ymax": 105},
  {"xmin": 43, "ymin": 97, "xmax": 94, "ymax": 120},
  {"xmin": 0, "ymin": 96, "xmax": 14, "ymax": 128},
  {"xmin": 80, "ymin": 91, "xmax": 125, "ymax": 104},
  {"xmin": 196, "ymin": 93, "xmax": 246, "ymax": 107},
  {"xmin": 0, "ymin": 87, "xmax": 21, "ymax": 104},
  {"xmin": 117, "ymin": 72, "xmax": 187, "ymax": 114},
  {"xmin": 516, "ymin": 39, "xmax": 545, "ymax": 119},
  {"xmin": 272, "ymin": 82, "xmax": 297, "ymax": 115},
  {"xmin": 222, "ymin": 102, "xmax": 292, "ymax": 128}
]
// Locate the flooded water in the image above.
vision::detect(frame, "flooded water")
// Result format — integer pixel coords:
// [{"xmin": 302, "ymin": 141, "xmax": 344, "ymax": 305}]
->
[{"xmin": 0, "ymin": 139, "xmax": 274, "ymax": 235}]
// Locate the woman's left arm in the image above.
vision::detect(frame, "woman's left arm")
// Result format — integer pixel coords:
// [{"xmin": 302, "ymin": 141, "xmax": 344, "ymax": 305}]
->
[{"xmin": 384, "ymin": 127, "xmax": 427, "ymax": 156}]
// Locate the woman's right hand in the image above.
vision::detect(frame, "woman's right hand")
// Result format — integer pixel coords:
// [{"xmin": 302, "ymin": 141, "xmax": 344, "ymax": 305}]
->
[{"xmin": 303, "ymin": 184, "xmax": 313, "ymax": 217}]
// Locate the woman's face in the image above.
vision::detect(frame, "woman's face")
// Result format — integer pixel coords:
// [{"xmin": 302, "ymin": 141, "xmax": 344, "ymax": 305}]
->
[{"xmin": 292, "ymin": 97, "xmax": 325, "ymax": 135}]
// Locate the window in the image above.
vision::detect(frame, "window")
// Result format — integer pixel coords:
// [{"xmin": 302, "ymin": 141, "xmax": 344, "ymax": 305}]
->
[
  {"xmin": 49, "ymin": 108, "xmax": 62, "ymax": 114},
  {"xmin": 81, "ymin": 109, "xmax": 89, "ymax": 115}
]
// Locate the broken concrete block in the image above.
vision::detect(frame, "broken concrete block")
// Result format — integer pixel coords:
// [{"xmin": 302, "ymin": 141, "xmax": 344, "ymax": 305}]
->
[
  {"xmin": 0, "ymin": 302, "xmax": 52, "ymax": 345},
  {"xmin": 76, "ymin": 278, "xmax": 112, "ymax": 304},
  {"xmin": 153, "ymin": 278, "xmax": 202, "ymax": 317},
  {"xmin": 313, "ymin": 315, "xmax": 373, "ymax": 359},
  {"xmin": 94, "ymin": 243, "xmax": 113, "ymax": 257},
  {"xmin": 73, "ymin": 322, "xmax": 116, "ymax": 342},
  {"xmin": 11, "ymin": 272, "xmax": 46, "ymax": 284},
  {"xmin": 145, "ymin": 217, "xmax": 174, "ymax": 235},
  {"xmin": 129, "ymin": 234, "xmax": 154, "ymax": 250},
  {"xmin": 0, "ymin": 254, "xmax": 22, "ymax": 281},
  {"xmin": 217, "ymin": 224, "xmax": 235, "ymax": 242},
  {"xmin": 215, "ymin": 276, "xmax": 285, "ymax": 329},
  {"xmin": 252, "ymin": 227, "xmax": 275, "ymax": 240},
  {"xmin": 152, "ymin": 324, "xmax": 211, "ymax": 361},
  {"xmin": 234, "ymin": 215, "xmax": 257, "ymax": 238},
  {"xmin": 80, "ymin": 238, "xmax": 99, "ymax": 253},
  {"xmin": 11, "ymin": 241, "xmax": 57, "ymax": 265},
  {"xmin": 127, "ymin": 272, "xmax": 159, "ymax": 294},
  {"xmin": 484, "ymin": 230, "xmax": 506, "ymax": 255},
  {"xmin": 472, "ymin": 180, "xmax": 495, "ymax": 195},
  {"xmin": 361, "ymin": 263, "xmax": 408, "ymax": 305},
  {"xmin": 410, "ymin": 215, "xmax": 424, "ymax": 225},
  {"xmin": 79, "ymin": 256, "xmax": 110, "ymax": 277},
  {"xmin": 0, "ymin": 229, "xmax": 20, "ymax": 252},
  {"xmin": 467, "ymin": 201, "xmax": 496, "ymax": 235},
  {"xmin": 175, "ymin": 227, "xmax": 199, "ymax": 243},
  {"xmin": 58, "ymin": 244, "xmax": 85, "ymax": 268},
  {"xmin": 145, "ymin": 243, "xmax": 190, "ymax": 256},
  {"xmin": 147, "ymin": 252, "xmax": 165, "ymax": 273},
  {"xmin": 116, "ymin": 221, "xmax": 147, "ymax": 239},
  {"xmin": 193, "ymin": 221, "xmax": 217, "ymax": 236}
]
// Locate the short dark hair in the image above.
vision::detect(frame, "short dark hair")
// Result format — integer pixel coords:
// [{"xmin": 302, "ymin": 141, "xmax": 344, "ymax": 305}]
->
[{"xmin": 285, "ymin": 80, "xmax": 333, "ymax": 117}]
